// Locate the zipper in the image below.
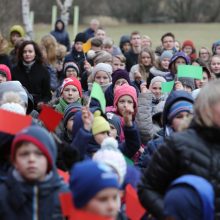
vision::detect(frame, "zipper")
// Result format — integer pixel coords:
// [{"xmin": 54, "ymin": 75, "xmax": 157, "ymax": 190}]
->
[{"xmin": 33, "ymin": 185, "xmax": 39, "ymax": 220}]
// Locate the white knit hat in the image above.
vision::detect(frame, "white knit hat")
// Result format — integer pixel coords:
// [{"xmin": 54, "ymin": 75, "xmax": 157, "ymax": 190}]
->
[
  {"xmin": 93, "ymin": 137, "xmax": 127, "ymax": 185},
  {"xmin": 91, "ymin": 63, "xmax": 113, "ymax": 82}
]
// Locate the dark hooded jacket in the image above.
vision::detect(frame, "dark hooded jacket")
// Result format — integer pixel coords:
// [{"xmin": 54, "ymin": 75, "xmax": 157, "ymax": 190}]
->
[{"xmin": 50, "ymin": 19, "xmax": 70, "ymax": 51}]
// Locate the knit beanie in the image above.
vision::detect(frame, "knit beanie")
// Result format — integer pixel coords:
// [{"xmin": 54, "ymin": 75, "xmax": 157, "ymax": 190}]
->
[
  {"xmin": 93, "ymin": 137, "xmax": 127, "ymax": 185},
  {"xmin": 11, "ymin": 125, "xmax": 57, "ymax": 172},
  {"xmin": 63, "ymin": 62, "xmax": 80, "ymax": 77},
  {"xmin": 91, "ymin": 63, "xmax": 113, "ymax": 82},
  {"xmin": 0, "ymin": 64, "xmax": 12, "ymax": 81},
  {"xmin": 70, "ymin": 160, "xmax": 119, "ymax": 208},
  {"xmin": 0, "ymin": 81, "xmax": 28, "ymax": 107},
  {"xmin": 106, "ymin": 112, "xmax": 121, "ymax": 138},
  {"xmin": 182, "ymin": 40, "xmax": 195, "ymax": 49},
  {"xmin": 167, "ymin": 100, "xmax": 193, "ymax": 123},
  {"xmin": 112, "ymin": 69, "xmax": 131, "ymax": 86},
  {"xmin": 74, "ymin": 32, "xmax": 87, "ymax": 43},
  {"xmin": 178, "ymin": 77, "xmax": 195, "ymax": 91},
  {"xmin": 63, "ymin": 102, "xmax": 82, "ymax": 128},
  {"xmin": 114, "ymin": 84, "xmax": 138, "ymax": 114},
  {"xmin": 150, "ymin": 76, "xmax": 166, "ymax": 87},
  {"xmin": 60, "ymin": 77, "xmax": 82, "ymax": 97},
  {"xmin": 159, "ymin": 50, "xmax": 173, "ymax": 62},
  {"xmin": 92, "ymin": 110, "xmax": 110, "ymax": 136}
]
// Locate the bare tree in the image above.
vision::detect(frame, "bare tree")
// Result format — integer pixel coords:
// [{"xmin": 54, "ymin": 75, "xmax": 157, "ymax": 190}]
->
[
  {"xmin": 22, "ymin": 0, "xmax": 33, "ymax": 39},
  {"xmin": 56, "ymin": 0, "xmax": 74, "ymax": 26}
]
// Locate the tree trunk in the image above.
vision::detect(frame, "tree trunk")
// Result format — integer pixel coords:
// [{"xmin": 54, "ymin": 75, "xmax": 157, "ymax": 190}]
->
[
  {"xmin": 56, "ymin": 0, "xmax": 73, "ymax": 27},
  {"xmin": 21, "ymin": 0, "xmax": 33, "ymax": 39}
]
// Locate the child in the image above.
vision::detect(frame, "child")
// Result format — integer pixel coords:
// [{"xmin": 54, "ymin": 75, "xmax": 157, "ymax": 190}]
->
[
  {"xmin": 112, "ymin": 54, "xmax": 126, "ymax": 72},
  {"xmin": 70, "ymin": 160, "xmax": 120, "ymax": 218},
  {"xmin": 63, "ymin": 61, "xmax": 80, "ymax": 79},
  {"xmin": 55, "ymin": 77, "xmax": 82, "ymax": 114},
  {"xmin": 0, "ymin": 64, "xmax": 11, "ymax": 83},
  {"xmin": 210, "ymin": 55, "xmax": 220, "ymax": 78},
  {"xmin": 0, "ymin": 125, "xmax": 68, "ymax": 219},
  {"xmin": 181, "ymin": 40, "xmax": 197, "ymax": 62}
]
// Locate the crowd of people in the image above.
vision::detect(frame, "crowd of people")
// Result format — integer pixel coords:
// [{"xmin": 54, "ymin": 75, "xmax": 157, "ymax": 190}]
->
[{"xmin": 0, "ymin": 17, "xmax": 220, "ymax": 219}]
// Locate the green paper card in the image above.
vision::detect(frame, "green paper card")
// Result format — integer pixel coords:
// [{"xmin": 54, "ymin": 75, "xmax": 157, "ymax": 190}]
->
[
  {"xmin": 90, "ymin": 82, "xmax": 106, "ymax": 113},
  {"xmin": 177, "ymin": 65, "xmax": 203, "ymax": 79},
  {"xmin": 162, "ymin": 81, "xmax": 174, "ymax": 93}
]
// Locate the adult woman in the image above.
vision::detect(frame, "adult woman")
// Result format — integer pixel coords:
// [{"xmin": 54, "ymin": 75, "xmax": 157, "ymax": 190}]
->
[
  {"xmin": 12, "ymin": 40, "xmax": 51, "ymax": 110},
  {"xmin": 138, "ymin": 79, "xmax": 220, "ymax": 219}
]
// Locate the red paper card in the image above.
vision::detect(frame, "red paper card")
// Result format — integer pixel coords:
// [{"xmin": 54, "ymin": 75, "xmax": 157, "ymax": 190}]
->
[
  {"xmin": 39, "ymin": 105, "xmax": 63, "ymax": 132},
  {"xmin": 0, "ymin": 109, "xmax": 32, "ymax": 135},
  {"xmin": 57, "ymin": 169, "xmax": 70, "ymax": 183},
  {"xmin": 125, "ymin": 184, "xmax": 146, "ymax": 220}
]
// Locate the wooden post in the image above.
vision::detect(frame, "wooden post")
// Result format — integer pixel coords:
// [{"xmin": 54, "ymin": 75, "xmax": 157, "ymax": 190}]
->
[
  {"xmin": 30, "ymin": 11, "xmax": 34, "ymax": 29},
  {"xmin": 73, "ymin": 5, "xmax": 79, "ymax": 40},
  {"xmin": 51, "ymin": 5, "xmax": 57, "ymax": 31}
]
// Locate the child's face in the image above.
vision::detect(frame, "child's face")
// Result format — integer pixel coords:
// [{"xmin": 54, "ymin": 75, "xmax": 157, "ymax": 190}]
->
[
  {"xmin": 74, "ymin": 42, "xmax": 83, "ymax": 52},
  {"xmin": 175, "ymin": 57, "xmax": 186, "ymax": 70},
  {"xmin": 112, "ymin": 57, "xmax": 125, "ymax": 72},
  {"xmin": 195, "ymin": 72, "xmax": 209, "ymax": 88},
  {"xmin": 215, "ymin": 45, "xmax": 220, "ymax": 55},
  {"xmin": 114, "ymin": 78, "xmax": 128, "ymax": 90},
  {"xmin": 0, "ymin": 74, "xmax": 7, "ymax": 83},
  {"xmin": 150, "ymin": 82, "xmax": 162, "ymax": 99},
  {"xmin": 122, "ymin": 42, "xmax": 131, "ymax": 53},
  {"xmin": 62, "ymin": 85, "xmax": 80, "ymax": 104},
  {"xmin": 94, "ymin": 71, "xmax": 110, "ymax": 85},
  {"xmin": 109, "ymin": 124, "xmax": 117, "ymax": 139},
  {"xmin": 171, "ymin": 111, "xmax": 192, "ymax": 132},
  {"xmin": 141, "ymin": 51, "xmax": 152, "ymax": 66},
  {"xmin": 210, "ymin": 56, "xmax": 220, "ymax": 74},
  {"xmin": 117, "ymin": 95, "xmax": 134, "ymax": 116},
  {"xmin": 23, "ymin": 44, "xmax": 36, "ymax": 63},
  {"xmin": 103, "ymin": 45, "xmax": 113, "ymax": 54},
  {"xmin": 13, "ymin": 142, "xmax": 48, "ymax": 182},
  {"xmin": 66, "ymin": 68, "xmax": 78, "ymax": 78},
  {"xmin": 183, "ymin": 46, "xmax": 193, "ymax": 56},
  {"xmin": 199, "ymin": 48, "xmax": 209, "ymax": 61},
  {"xmin": 11, "ymin": 32, "xmax": 21, "ymax": 45},
  {"xmin": 83, "ymin": 188, "xmax": 119, "ymax": 218},
  {"xmin": 161, "ymin": 57, "xmax": 170, "ymax": 70},
  {"xmin": 94, "ymin": 131, "xmax": 109, "ymax": 145},
  {"xmin": 162, "ymin": 36, "xmax": 175, "ymax": 50}
]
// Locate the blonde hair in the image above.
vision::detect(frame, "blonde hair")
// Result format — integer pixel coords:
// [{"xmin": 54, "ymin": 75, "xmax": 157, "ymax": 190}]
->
[
  {"xmin": 112, "ymin": 54, "xmax": 126, "ymax": 64},
  {"xmin": 194, "ymin": 79, "xmax": 220, "ymax": 127},
  {"xmin": 40, "ymin": 34, "xmax": 57, "ymax": 66}
]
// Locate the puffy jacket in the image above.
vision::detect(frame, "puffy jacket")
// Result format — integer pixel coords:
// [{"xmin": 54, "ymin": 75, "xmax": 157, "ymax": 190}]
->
[{"xmin": 138, "ymin": 121, "xmax": 220, "ymax": 219}]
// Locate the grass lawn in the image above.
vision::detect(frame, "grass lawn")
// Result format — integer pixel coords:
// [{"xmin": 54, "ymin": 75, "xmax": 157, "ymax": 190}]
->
[{"xmin": 34, "ymin": 23, "xmax": 219, "ymax": 51}]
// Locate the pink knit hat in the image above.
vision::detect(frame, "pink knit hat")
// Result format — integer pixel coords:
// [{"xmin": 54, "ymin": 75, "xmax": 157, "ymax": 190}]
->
[
  {"xmin": 0, "ymin": 64, "xmax": 11, "ymax": 81},
  {"xmin": 60, "ymin": 77, "xmax": 82, "ymax": 97},
  {"xmin": 114, "ymin": 84, "xmax": 138, "ymax": 114}
]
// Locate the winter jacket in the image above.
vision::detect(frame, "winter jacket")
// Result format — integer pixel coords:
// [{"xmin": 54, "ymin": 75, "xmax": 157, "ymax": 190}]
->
[
  {"xmin": 12, "ymin": 62, "xmax": 51, "ymax": 108},
  {"xmin": 124, "ymin": 49, "xmax": 139, "ymax": 72},
  {"xmin": 50, "ymin": 19, "xmax": 70, "ymax": 51},
  {"xmin": 138, "ymin": 121, "xmax": 220, "ymax": 219},
  {"xmin": 0, "ymin": 169, "xmax": 68, "ymax": 220}
]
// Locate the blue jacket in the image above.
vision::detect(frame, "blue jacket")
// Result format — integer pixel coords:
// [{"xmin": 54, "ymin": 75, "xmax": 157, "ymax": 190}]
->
[{"xmin": 0, "ymin": 169, "xmax": 69, "ymax": 220}]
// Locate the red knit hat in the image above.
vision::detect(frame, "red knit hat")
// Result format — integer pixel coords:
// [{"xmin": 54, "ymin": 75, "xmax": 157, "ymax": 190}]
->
[
  {"xmin": 182, "ymin": 40, "xmax": 195, "ymax": 49},
  {"xmin": 60, "ymin": 77, "xmax": 82, "ymax": 97},
  {"xmin": 114, "ymin": 84, "xmax": 138, "ymax": 114},
  {"xmin": 0, "ymin": 64, "xmax": 11, "ymax": 81}
]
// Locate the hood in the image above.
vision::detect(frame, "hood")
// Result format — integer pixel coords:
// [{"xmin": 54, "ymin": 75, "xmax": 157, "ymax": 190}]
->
[
  {"xmin": 55, "ymin": 19, "xmax": 65, "ymax": 31},
  {"xmin": 10, "ymin": 25, "xmax": 25, "ymax": 38},
  {"xmin": 162, "ymin": 90, "xmax": 194, "ymax": 127},
  {"xmin": 169, "ymin": 51, "xmax": 190, "ymax": 70}
]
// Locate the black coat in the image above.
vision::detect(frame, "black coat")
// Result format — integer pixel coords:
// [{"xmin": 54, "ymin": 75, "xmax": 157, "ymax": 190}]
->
[
  {"xmin": 12, "ymin": 62, "xmax": 51, "ymax": 108},
  {"xmin": 138, "ymin": 121, "xmax": 220, "ymax": 219}
]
